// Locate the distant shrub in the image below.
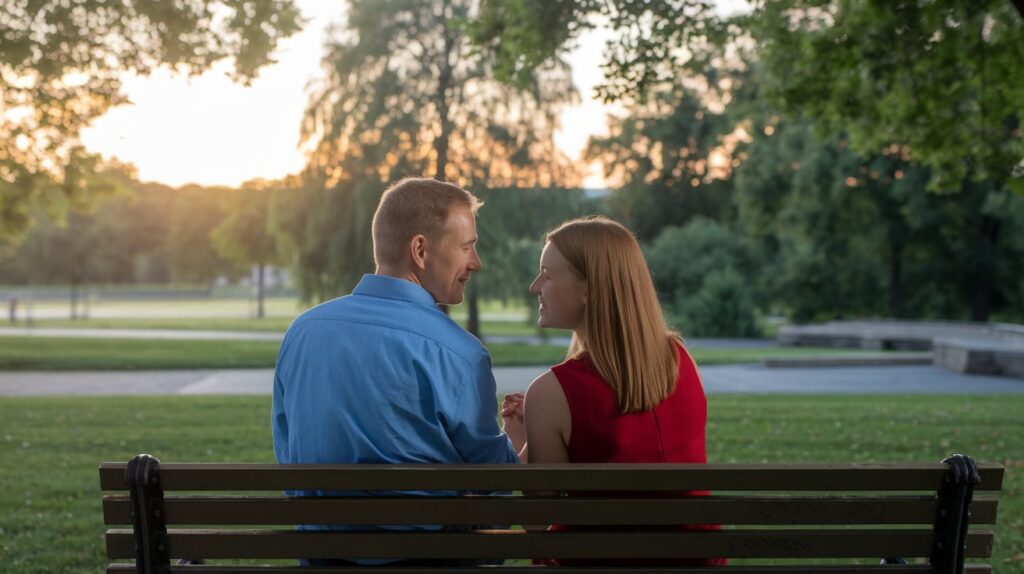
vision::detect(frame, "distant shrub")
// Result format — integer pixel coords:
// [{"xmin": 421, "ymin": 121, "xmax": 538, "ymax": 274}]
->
[
  {"xmin": 673, "ymin": 268, "xmax": 760, "ymax": 338},
  {"xmin": 645, "ymin": 218, "xmax": 761, "ymax": 337}
]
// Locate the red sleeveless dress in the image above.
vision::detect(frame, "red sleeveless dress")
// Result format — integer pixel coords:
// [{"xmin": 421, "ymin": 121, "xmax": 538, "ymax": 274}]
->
[{"xmin": 543, "ymin": 342, "xmax": 726, "ymax": 566}]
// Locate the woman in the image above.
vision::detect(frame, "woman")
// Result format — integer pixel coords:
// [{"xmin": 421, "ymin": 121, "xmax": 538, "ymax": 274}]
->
[{"xmin": 502, "ymin": 215, "xmax": 724, "ymax": 567}]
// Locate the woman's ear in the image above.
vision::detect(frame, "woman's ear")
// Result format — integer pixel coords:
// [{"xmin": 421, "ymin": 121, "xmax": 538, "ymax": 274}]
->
[{"xmin": 410, "ymin": 234, "xmax": 428, "ymax": 270}]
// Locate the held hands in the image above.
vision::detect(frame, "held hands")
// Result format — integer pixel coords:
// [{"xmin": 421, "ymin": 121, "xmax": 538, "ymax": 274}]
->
[
  {"xmin": 501, "ymin": 392, "xmax": 525, "ymax": 420},
  {"xmin": 501, "ymin": 392, "xmax": 526, "ymax": 455}
]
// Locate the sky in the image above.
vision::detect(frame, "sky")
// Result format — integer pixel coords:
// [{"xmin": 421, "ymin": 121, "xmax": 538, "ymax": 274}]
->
[
  {"xmin": 80, "ymin": 1, "xmax": 749, "ymax": 190},
  {"xmin": 79, "ymin": 2, "xmax": 616, "ymax": 189}
]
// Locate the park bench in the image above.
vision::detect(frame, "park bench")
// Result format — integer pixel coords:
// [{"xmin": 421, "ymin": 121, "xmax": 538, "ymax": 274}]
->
[{"xmin": 99, "ymin": 454, "xmax": 1003, "ymax": 573}]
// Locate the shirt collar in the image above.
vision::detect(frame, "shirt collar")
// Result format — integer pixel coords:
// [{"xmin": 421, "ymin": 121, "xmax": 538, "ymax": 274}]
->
[{"xmin": 352, "ymin": 274, "xmax": 440, "ymax": 309}]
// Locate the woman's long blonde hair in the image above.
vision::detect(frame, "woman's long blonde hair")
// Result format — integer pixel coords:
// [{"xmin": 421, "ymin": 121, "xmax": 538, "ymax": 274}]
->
[{"xmin": 547, "ymin": 215, "xmax": 682, "ymax": 414}]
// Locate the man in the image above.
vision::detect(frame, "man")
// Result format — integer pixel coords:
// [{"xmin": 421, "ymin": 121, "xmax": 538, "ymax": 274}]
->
[{"xmin": 272, "ymin": 178, "xmax": 524, "ymax": 565}]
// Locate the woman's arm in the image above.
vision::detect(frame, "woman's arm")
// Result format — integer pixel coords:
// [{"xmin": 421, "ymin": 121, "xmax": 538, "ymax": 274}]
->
[
  {"xmin": 501, "ymin": 392, "xmax": 527, "ymax": 462},
  {"xmin": 524, "ymin": 370, "xmax": 571, "ymax": 464}
]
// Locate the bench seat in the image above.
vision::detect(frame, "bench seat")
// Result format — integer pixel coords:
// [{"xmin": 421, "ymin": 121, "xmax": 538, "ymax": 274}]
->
[{"xmin": 99, "ymin": 456, "xmax": 1003, "ymax": 573}]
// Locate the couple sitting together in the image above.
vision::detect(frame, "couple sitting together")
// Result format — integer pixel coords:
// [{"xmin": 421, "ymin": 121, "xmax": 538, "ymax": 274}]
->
[{"xmin": 271, "ymin": 177, "xmax": 722, "ymax": 567}]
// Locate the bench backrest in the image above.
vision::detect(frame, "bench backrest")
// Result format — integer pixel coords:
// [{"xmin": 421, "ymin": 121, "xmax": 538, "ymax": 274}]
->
[{"xmin": 99, "ymin": 457, "xmax": 1003, "ymax": 573}]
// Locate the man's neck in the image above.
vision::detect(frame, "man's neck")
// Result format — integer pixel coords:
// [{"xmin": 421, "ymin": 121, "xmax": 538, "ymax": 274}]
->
[
  {"xmin": 375, "ymin": 267, "xmax": 446, "ymax": 310},
  {"xmin": 375, "ymin": 266, "xmax": 422, "ymax": 287}
]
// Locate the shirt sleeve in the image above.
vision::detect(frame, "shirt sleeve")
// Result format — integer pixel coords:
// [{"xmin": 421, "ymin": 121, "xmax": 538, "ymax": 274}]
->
[
  {"xmin": 271, "ymin": 369, "xmax": 289, "ymax": 463},
  {"xmin": 271, "ymin": 336, "xmax": 292, "ymax": 464},
  {"xmin": 444, "ymin": 350, "xmax": 519, "ymax": 464}
]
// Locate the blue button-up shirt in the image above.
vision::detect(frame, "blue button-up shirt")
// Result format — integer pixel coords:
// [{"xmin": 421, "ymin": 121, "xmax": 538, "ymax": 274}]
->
[{"xmin": 272, "ymin": 274, "xmax": 518, "ymax": 468}]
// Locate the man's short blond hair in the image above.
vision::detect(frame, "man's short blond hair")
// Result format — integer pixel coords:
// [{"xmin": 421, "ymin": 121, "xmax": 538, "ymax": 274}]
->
[{"xmin": 372, "ymin": 178, "xmax": 483, "ymax": 267}]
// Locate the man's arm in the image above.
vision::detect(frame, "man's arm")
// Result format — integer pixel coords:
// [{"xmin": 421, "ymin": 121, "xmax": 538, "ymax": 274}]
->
[
  {"xmin": 444, "ymin": 351, "xmax": 519, "ymax": 464},
  {"xmin": 271, "ymin": 334, "xmax": 293, "ymax": 464},
  {"xmin": 271, "ymin": 369, "xmax": 289, "ymax": 463}
]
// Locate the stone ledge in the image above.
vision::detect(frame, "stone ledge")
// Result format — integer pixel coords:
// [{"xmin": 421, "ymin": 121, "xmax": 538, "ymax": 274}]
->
[{"xmin": 933, "ymin": 338, "xmax": 1024, "ymax": 378}]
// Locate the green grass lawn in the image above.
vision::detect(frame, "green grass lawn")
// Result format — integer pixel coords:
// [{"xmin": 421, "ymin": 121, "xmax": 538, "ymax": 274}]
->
[
  {"xmin": 0, "ymin": 337, "xmax": 568, "ymax": 370},
  {"xmin": 17, "ymin": 317, "xmax": 561, "ymax": 338},
  {"xmin": 27, "ymin": 297, "xmax": 307, "ymax": 318},
  {"xmin": 19, "ymin": 296, "xmax": 531, "ymax": 323},
  {"xmin": 21, "ymin": 316, "xmax": 299, "ymax": 332},
  {"xmin": 0, "ymin": 395, "xmax": 1020, "ymax": 572},
  {"xmin": 0, "ymin": 336, "xmax": 913, "ymax": 370},
  {"xmin": 0, "ymin": 337, "xmax": 284, "ymax": 370}
]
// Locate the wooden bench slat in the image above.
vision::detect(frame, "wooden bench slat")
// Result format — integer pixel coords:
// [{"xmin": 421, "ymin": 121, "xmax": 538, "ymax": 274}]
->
[
  {"xmin": 101, "ymin": 495, "xmax": 1000, "ymax": 526},
  {"xmin": 104, "ymin": 564, "xmax": 983, "ymax": 574},
  {"xmin": 97, "ymin": 463, "xmax": 1005, "ymax": 492},
  {"xmin": 103, "ymin": 564, "xmax": 991, "ymax": 572},
  {"xmin": 103, "ymin": 529, "xmax": 995, "ymax": 560},
  {"xmin": 106, "ymin": 565, "xmax": 994, "ymax": 574}
]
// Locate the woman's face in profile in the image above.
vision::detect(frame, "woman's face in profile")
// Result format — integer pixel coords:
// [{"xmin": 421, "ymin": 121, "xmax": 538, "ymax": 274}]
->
[{"xmin": 529, "ymin": 242, "xmax": 587, "ymax": 331}]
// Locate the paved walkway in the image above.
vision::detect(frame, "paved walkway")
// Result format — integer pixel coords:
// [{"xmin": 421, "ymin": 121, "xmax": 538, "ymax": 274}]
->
[{"xmin": 1, "ymin": 364, "xmax": 1021, "ymax": 397}]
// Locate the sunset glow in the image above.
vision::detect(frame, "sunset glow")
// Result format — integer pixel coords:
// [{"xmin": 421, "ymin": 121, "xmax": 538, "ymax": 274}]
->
[{"xmin": 79, "ymin": 1, "xmax": 616, "ymax": 189}]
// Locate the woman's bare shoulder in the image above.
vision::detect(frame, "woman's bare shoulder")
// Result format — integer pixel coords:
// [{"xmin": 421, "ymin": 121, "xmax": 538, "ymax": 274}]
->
[
  {"xmin": 527, "ymin": 369, "xmax": 560, "ymax": 393},
  {"xmin": 526, "ymin": 370, "xmax": 569, "ymax": 418},
  {"xmin": 524, "ymin": 369, "xmax": 572, "ymax": 457}
]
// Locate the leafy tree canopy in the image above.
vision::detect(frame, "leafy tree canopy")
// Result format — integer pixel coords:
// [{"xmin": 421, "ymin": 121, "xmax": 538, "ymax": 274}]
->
[
  {"xmin": 0, "ymin": 0, "xmax": 303, "ymax": 242},
  {"xmin": 755, "ymin": 0, "xmax": 1024, "ymax": 193},
  {"xmin": 473, "ymin": 0, "xmax": 1024, "ymax": 193},
  {"xmin": 472, "ymin": 0, "xmax": 724, "ymax": 102}
]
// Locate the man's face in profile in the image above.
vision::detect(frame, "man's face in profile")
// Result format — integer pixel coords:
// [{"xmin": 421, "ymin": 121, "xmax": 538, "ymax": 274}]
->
[{"xmin": 421, "ymin": 206, "xmax": 482, "ymax": 306}]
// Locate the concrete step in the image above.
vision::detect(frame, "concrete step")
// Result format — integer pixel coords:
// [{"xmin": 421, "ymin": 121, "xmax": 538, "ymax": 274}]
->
[{"xmin": 934, "ymin": 338, "xmax": 1024, "ymax": 378}]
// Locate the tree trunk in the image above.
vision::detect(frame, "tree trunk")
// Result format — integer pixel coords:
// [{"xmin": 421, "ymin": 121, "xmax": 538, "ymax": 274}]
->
[
  {"xmin": 467, "ymin": 284, "xmax": 481, "ymax": 339},
  {"xmin": 435, "ymin": 0, "xmax": 453, "ymax": 317},
  {"xmin": 70, "ymin": 281, "xmax": 78, "ymax": 320},
  {"xmin": 888, "ymin": 240, "xmax": 904, "ymax": 318},
  {"xmin": 257, "ymin": 263, "xmax": 266, "ymax": 319},
  {"xmin": 969, "ymin": 215, "xmax": 1000, "ymax": 322},
  {"xmin": 434, "ymin": 0, "xmax": 452, "ymax": 182}
]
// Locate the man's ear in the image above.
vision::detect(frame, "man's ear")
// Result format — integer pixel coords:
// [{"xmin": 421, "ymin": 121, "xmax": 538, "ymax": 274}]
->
[{"xmin": 409, "ymin": 234, "xmax": 429, "ymax": 271}]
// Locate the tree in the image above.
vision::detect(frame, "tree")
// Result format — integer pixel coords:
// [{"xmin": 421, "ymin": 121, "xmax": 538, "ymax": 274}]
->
[
  {"xmin": 0, "ymin": 164, "xmax": 176, "ymax": 276},
  {"xmin": 749, "ymin": 1, "xmax": 1024, "ymax": 321},
  {"xmin": 295, "ymin": 0, "xmax": 580, "ymax": 336},
  {"xmin": 675, "ymin": 267, "xmax": 760, "ymax": 337},
  {"xmin": 473, "ymin": 0, "xmax": 724, "ymax": 101},
  {"xmin": 213, "ymin": 180, "xmax": 286, "ymax": 318},
  {"xmin": 739, "ymin": 125, "xmax": 895, "ymax": 322},
  {"xmin": 586, "ymin": 84, "xmax": 735, "ymax": 240},
  {"xmin": 756, "ymin": 1, "xmax": 1023, "ymax": 193},
  {"xmin": 268, "ymin": 173, "xmax": 340, "ymax": 305},
  {"xmin": 167, "ymin": 185, "xmax": 243, "ymax": 286},
  {"xmin": 475, "ymin": 0, "xmax": 1024, "ymax": 194},
  {"xmin": 732, "ymin": 111, "xmax": 1024, "ymax": 323},
  {"xmin": 474, "ymin": 0, "xmax": 1024, "ymax": 323},
  {"xmin": 644, "ymin": 217, "xmax": 761, "ymax": 336},
  {"xmin": 0, "ymin": 0, "xmax": 302, "ymax": 244},
  {"xmin": 0, "ymin": 163, "xmax": 134, "ymax": 317},
  {"xmin": 473, "ymin": 186, "xmax": 599, "ymax": 337}
]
